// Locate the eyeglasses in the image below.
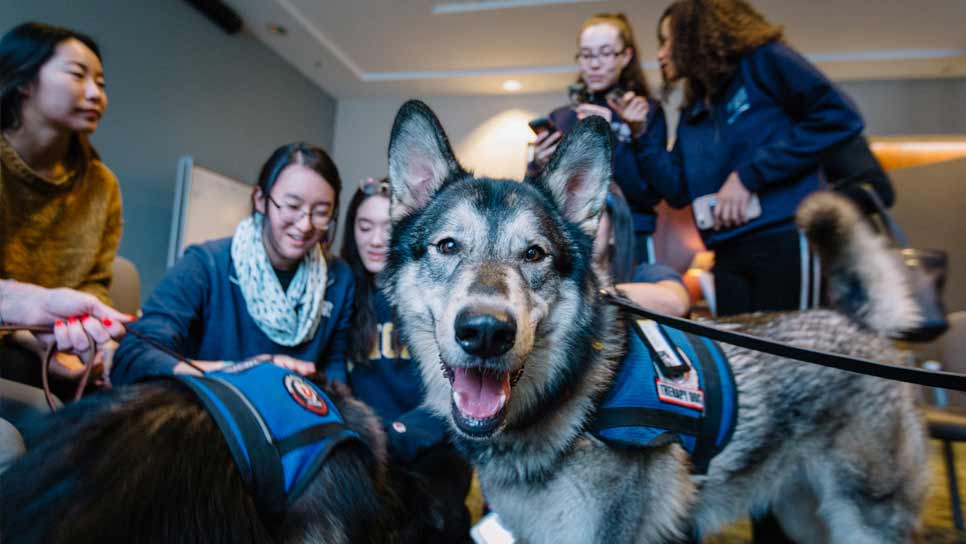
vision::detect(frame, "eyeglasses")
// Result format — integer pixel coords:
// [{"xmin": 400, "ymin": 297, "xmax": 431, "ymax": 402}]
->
[
  {"xmin": 575, "ymin": 47, "xmax": 626, "ymax": 64},
  {"xmin": 359, "ymin": 177, "xmax": 390, "ymax": 197},
  {"xmin": 265, "ymin": 194, "xmax": 332, "ymax": 230}
]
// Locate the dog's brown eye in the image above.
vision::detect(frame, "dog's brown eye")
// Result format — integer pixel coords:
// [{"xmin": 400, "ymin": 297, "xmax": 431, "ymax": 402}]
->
[
  {"xmin": 523, "ymin": 245, "xmax": 546, "ymax": 262},
  {"xmin": 436, "ymin": 238, "xmax": 460, "ymax": 255}
]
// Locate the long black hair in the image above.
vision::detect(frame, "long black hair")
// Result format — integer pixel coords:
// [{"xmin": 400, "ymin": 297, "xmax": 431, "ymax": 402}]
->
[
  {"xmin": 1, "ymin": 22, "xmax": 102, "ymax": 131},
  {"xmin": 253, "ymin": 142, "xmax": 343, "ymax": 246},
  {"xmin": 602, "ymin": 186, "xmax": 637, "ymax": 283},
  {"xmin": 340, "ymin": 179, "xmax": 393, "ymax": 364}
]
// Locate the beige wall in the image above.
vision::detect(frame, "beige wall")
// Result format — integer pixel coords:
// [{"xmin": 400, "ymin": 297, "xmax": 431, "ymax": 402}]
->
[
  {"xmin": 890, "ymin": 157, "xmax": 966, "ymax": 313},
  {"xmin": 333, "ymin": 92, "xmax": 562, "ymax": 190},
  {"xmin": 331, "ymin": 91, "xmax": 683, "ymax": 252},
  {"xmin": 332, "ymin": 92, "xmax": 567, "ymax": 247}
]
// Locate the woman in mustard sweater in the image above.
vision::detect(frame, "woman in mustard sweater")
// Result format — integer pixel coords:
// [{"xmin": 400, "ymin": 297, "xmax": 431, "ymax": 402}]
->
[{"xmin": 1, "ymin": 23, "xmax": 123, "ymax": 388}]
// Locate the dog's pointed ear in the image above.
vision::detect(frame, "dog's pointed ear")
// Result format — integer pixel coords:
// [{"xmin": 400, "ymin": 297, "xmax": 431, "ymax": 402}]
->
[
  {"xmin": 533, "ymin": 116, "xmax": 613, "ymax": 235},
  {"xmin": 387, "ymin": 100, "xmax": 465, "ymax": 219}
]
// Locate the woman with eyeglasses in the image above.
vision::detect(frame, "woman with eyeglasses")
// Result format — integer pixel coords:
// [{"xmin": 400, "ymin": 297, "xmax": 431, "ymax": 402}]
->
[
  {"xmin": 111, "ymin": 143, "xmax": 354, "ymax": 385},
  {"xmin": 340, "ymin": 177, "xmax": 473, "ymax": 541},
  {"xmin": 528, "ymin": 12, "xmax": 667, "ymax": 265}
]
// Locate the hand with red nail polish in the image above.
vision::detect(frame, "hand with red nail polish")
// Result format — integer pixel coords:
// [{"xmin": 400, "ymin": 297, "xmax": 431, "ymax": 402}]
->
[{"xmin": 0, "ymin": 280, "xmax": 134, "ymax": 354}]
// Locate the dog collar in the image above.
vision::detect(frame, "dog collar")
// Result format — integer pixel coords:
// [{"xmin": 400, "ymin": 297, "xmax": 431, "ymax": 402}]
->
[{"xmin": 171, "ymin": 361, "xmax": 363, "ymax": 514}]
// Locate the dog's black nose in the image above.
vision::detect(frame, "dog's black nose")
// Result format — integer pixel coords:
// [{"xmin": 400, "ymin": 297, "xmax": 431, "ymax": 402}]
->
[{"xmin": 454, "ymin": 310, "xmax": 516, "ymax": 358}]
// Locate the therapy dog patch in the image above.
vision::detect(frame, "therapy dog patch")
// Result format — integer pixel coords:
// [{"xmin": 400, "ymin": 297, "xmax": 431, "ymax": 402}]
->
[
  {"xmin": 285, "ymin": 374, "xmax": 330, "ymax": 416},
  {"xmin": 590, "ymin": 320, "xmax": 737, "ymax": 474}
]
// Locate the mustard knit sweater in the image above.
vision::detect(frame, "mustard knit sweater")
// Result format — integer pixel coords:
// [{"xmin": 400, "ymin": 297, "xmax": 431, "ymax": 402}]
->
[{"xmin": 0, "ymin": 135, "xmax": 122, "ymax": 304}]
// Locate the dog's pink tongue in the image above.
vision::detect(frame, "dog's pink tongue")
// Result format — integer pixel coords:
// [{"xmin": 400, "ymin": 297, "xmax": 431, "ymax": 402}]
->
[{"xmin": 452, "ymin": 367, "xmax": 509, "ymax": 419}]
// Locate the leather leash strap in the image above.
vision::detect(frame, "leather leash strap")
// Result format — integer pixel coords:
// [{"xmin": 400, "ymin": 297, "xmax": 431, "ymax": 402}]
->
[
  {"xmin": 1, "ymin": 324, "xmax": 92, "ymax": 411},
  {"xmin": 1, "ymin": 324, "xmax": 203, "ymax": 412}
]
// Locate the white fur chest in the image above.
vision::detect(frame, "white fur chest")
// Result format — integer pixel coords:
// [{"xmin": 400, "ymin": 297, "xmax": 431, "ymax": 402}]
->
[{"xmin": 476, "ymin": 437, "xmax": 694, "ymax": 544}]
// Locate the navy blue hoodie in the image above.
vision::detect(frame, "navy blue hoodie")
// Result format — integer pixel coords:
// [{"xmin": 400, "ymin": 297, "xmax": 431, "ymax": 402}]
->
[
  {"xmin": 529, "ymin": 92, "xmax": 667, "ymax": 235},
  {"xmin": 347, "ymin": 288, "xmax": 450, "ymax": 463},
  {"xmin": 635, "ymin": 41, "xmax": 864, "ymax": 248},
  {"xmin": 112, "ymin": 238, "xmax": 354, "ymax": 385}
]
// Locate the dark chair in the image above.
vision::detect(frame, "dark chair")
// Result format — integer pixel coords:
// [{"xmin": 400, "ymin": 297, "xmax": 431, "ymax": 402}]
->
[
  {"xmin": 923, "ymin": 311, "xmax": 966, "ymax": 531},
  {"xmin": 109, "ymin": 256, "xmax": 141, "ymax": 316}
]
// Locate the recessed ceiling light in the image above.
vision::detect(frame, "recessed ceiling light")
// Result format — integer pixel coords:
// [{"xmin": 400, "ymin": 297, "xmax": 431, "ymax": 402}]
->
[
  {"xmin": 433, "ymin": 0, "xmax": 606, "ymax": 15},
  {"xmin": 502, "ymin": 79, "xmax": 522, "ymax": 92},
  {"xmin": 266, "ymin": 23, "xmax": 287, "ymax": 36}
]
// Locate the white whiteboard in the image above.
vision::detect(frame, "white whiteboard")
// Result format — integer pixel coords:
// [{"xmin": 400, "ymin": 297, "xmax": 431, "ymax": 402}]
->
[{"xmin": 167, "ymin": 156, "xmax": 253, "ymax": 267}]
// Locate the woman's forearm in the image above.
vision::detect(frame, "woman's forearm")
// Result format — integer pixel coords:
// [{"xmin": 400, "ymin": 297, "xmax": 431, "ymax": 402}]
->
[{"xmin": 616, "ymin": 280, "xmax": 691, "ymax": 317}]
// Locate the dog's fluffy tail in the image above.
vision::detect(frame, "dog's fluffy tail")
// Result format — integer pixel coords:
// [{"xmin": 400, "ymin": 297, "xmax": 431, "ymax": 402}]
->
[{"xmin": 796, "ymin": 191, "xmax": 921, "ymax": 337}]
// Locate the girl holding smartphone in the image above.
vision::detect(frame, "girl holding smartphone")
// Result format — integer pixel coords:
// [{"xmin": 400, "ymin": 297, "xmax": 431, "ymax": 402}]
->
[{"xmin": 529, "ymin": 13, "xmax": 667, "ymax": 265}]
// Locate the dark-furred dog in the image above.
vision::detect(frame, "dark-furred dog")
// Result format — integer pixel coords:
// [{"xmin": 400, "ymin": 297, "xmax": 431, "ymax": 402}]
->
[
  {"xmin": 1, "ymin": 371, "xmax": 454, "ymax": 543},
  {"xmin": 383, "ymin": 100, "xmax": 927, "ymax": 543}
]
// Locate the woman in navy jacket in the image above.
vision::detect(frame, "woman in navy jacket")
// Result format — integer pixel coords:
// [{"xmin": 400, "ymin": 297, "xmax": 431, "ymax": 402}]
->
[
  {"xmin": 529, "ymin": 13, "xmax": 666, "ymax": 265},
  {"xmin": 112, "ymin": 143, "xmax": 354, "ymax": 385},
  {"xmin": 341, "ymin": 178, "xmax": 473, "ymax": 541},
  {"xmin": 636, "ymin": 0, "xmax": 864, "ymax": 316}
]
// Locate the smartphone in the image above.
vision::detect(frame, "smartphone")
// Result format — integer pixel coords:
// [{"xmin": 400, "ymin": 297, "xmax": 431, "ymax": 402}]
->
[
  {"xmin": 528, "ymin": 116, "xmax": 555, "ymax": 136},
  {"xmin": 693, "ymin": 193, "xmax": 762, "ymax": 230}
]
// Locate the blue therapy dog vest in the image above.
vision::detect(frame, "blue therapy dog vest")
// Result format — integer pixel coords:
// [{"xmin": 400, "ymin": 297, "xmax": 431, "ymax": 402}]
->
[
  {"xmin": 591, "ymin": 321, "xmax": 738, "ymax": 474},
  {"xmin": 170, "ymin": 362, "xmax": 363, "ymax": 514}
]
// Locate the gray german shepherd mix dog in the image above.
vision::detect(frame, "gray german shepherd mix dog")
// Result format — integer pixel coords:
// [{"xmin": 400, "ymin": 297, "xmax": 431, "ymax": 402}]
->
[{"xmin": 383, "ymin": 100, "xmax": 927, "ymax": 543}]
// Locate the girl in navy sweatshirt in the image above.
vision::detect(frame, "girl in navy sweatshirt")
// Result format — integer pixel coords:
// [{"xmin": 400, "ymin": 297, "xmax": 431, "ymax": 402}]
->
[
  {"xmin": 341, "ymin": 178, "xmax": 473, "ymax": 542},
  {"xmin": 636, "ymin": 0, "xmax": 864, "ymax": 317},
  {"xmin": 112, "ymin": 143, "xmax": 354, "ymax": 385},
  {"xmin": 528, "ymin": 13, "xmax": 667, "ymax": 265}
]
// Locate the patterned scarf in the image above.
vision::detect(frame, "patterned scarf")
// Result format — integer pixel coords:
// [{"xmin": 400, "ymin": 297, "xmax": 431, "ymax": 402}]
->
[{"xmin": 230, "ymin": 214, "xmax": 328, "ymax": 346}]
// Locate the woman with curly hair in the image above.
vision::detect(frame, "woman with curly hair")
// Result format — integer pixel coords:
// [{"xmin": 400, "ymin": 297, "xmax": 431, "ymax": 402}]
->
[
  {"xmin": 635, "ymin": 0, "xmax": 865, "ymax": 317},
  {"xmin": 529, "ymin": 13, "xmax": 667, "ymax": 265}
]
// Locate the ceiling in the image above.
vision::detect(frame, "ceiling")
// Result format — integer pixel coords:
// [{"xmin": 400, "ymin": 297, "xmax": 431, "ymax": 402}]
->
[{"xmin": 225, "ymin": 0, "xmax": 966, "ymax": 99}]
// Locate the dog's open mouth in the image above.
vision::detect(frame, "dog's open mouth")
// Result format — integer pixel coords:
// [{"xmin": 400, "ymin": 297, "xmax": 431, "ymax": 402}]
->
[{"xmin": 442, "ymin": 363, "xmax": 511, "ymax": 437}]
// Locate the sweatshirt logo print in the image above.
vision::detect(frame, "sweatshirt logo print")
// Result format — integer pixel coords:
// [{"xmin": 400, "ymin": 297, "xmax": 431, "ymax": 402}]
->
[
  {"xmin": 369, "ymin": 321, "xmax": 411, "ymax": 361},
  {"xmin": 726, "ymin": 86, "xmax": 750, "ymax": 125}
]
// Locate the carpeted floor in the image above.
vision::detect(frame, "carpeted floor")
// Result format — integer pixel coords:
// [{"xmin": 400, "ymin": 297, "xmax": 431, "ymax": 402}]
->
[
  {"xmin": 467, "ymin": 439, "xmax": 966, "ymax": 542},
  {"xmin": 704, "ymin": 439, "xmax": 966, "ymax": 543}
]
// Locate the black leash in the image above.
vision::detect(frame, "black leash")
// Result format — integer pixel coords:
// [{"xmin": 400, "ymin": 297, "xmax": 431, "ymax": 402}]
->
[
  {"xmin": 603, "ymin": 291, "xmax": 966, "ymax": 392},
  {"xmin": 125, "ymin": 328, "xmax": 206, "ymax": 373}
]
